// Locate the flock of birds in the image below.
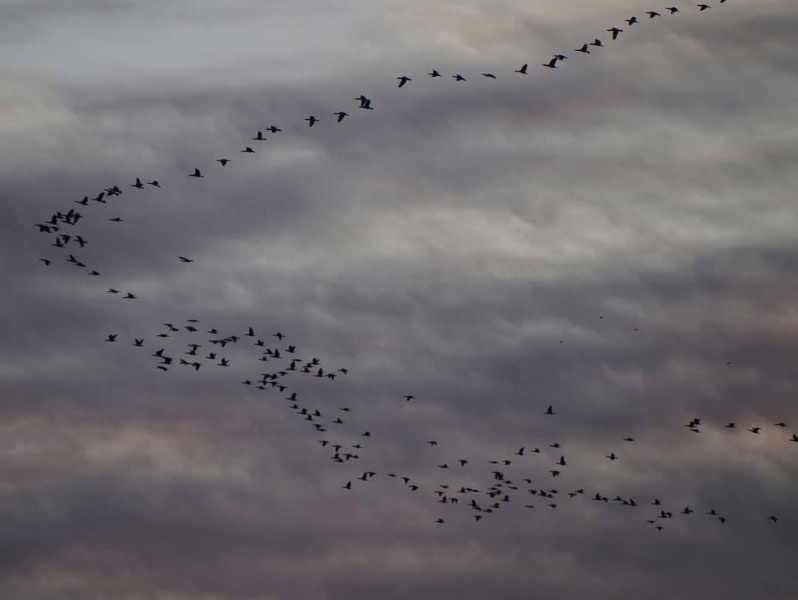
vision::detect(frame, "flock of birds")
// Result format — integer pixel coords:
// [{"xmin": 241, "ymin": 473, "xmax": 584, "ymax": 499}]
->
[{"xmin": 31, "ymin": 0, "xmax": 795, "ymax": 532}]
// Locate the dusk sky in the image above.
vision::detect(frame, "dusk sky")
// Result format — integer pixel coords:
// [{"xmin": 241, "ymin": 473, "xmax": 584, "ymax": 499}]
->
[{"xmin": 2, "ymin": 1, "xmax": 797, "ymax": 598}]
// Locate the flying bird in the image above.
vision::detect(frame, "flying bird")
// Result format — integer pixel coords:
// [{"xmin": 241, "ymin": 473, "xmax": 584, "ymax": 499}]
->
[
  {"xmin": 575, "ymin": 43, "xmax": 590, "ymax": 54},
  {"xmin": 697, "ymin": 4, "xmax": 711, "ymax": 10},
  {"xmin": 252, "ymin": 131, "xmax": 267, "ymax": 141},
  {"xmin": 178, "ymin": 256, "xmax": 193, "ymax": 263},
  {"xmin": 482, "ymin": 73, "xmax": 496, "ymax": 79},
  {"xmin": 188, "ymin": 168, "xmax": 203, "ymax": 178},
  {"xmin": 131, "ymin": 178, "xmax": 144, "ymax": 189},
  {"xmin": 241, "ymin": 147, "xmax": 255, "ymax": 153},
  {"xmin": 305, "ymin": 116, "xmax": 319, "ymax": 127},
  {"xmin": 452, "ymin": 74, "xmax": 466, "ymax": 82},
  {"xmin": 542, "ymin": 57, "xmax": 558, "ymax": 69},
  {"xmin": 397, "ymin": 76, "xmax": 412, "ymax": 88},
  {"xmin": 334, "ymin": 111, "xmax": 348, "ymax": 122},
  {"xmin": 607, "ymin": 27, "xmax": 623, "ymax": 40},
  {"xmin": 428, "ymin": 69, "xmax": 441, "ymax": 77},
  {"xmin": 515, "ymin": 63, "xmax": 529, "ymax": 75},
  {"xmin": 147, "ymin": 180, "xmax": 160, "ymax": 188},
  {"xmin": 217, "ymin": 158, "xmax": 230, "ymax": 165}
]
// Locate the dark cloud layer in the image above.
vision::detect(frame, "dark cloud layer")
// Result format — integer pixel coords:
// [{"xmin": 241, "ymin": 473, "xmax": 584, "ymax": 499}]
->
[{"xmin": 2, "ymin": 1, "xmax": 797, "ymax": 599}]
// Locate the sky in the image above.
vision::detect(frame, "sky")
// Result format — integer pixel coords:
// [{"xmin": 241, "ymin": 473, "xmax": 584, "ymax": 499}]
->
[{"xmin": 2, "ymin": 0, "xmax": 798, "ymax": 598}]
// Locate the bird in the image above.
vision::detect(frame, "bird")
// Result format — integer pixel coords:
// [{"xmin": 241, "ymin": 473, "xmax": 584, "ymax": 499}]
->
[
  {"xmin": 133, "ymin": 339, "xmax": 143, "ymax": 347},
  {"xmin": 428, "ymin": 69, "xmax": 441, "ymax": 77},
  {"xmin": 39, "ymin": 259, "xmax": 51, "ymax": 266},
  {"xmin": 123, "ymin": 293, "xmax": 136, "ymax": 299},
  {"xmin": 131, "ymin": 178, "xmax": 144, "ymax": 189},
  {"xmin": 404, "ymin": 395, "xmax": 415, "ymax": 401},
  {"xmin": 697, "ymin": 4, "xmax": 711, "ymax": 10},
  {"xmin": 334, "ymin": 111, "xmax": 348, "ymax": 123},
  {"xmin": 575, "ymin": 43, "xmax": 590, "ymax": 54},
  {"xmin": 266, "ymin": 125, "xmax": 282, "ymax": 133},
  {"xmin": 397, "ymin": 76, "xmax": 412, "ymax": 88},
  {"xmin": 607, "ymin": 27, "xmax": 623, "ymax": 40},
  {"xmin": 554, "ymin": 54, "xmax": 568, "ymax": 61},
  {"xmin": 625, "ymin": 16, "xmax": 638, "ymax": 25},
  {"xmin": 623, "ymin": 437, "xmax": 634, "ymax": 442},
  {"xmin": 178, "ymin": 256, "xmax": 193, "ymax": 263},
  {"xmin": 252, "ymin": 131, "xmax": 267, "ymax": 141},
  {"xmin": 748, "ymin": 427, "xmax": 761, "ymax": 434},
  {"xmin": 791, "ymin": 434, "xmax": 798, "ymax": 442},
  {"xmin": 666, "ymin": 6, "xmax": 679, "ymax": 13},
  {"xmin": 646, "ymin": 11, "xmax": 661, "ymax": 18},
  {"xmin": 109, "ymin": 217, "xmax": 123, "ymax": 222},
  {"xmin": 774, "ymin": 422, "xmax": 787, "ymax": 428},
  {"xmin": 725, "ymin": 422, "xmax": 736, "ymax": 428},
  {"xmin": 545, "ymin": 405, "xmax": 554, "ymax": 415},
  {"xmin": 305, "ymin": 116, "xmax": 319, "ymax": 127},
  {"xmin": 515, "ymin": 63, "xmax": 529, "ymax": 75},
  {"xmin": 343, "ymin": 481, "xmax": 352, "ymax": 490},
  {"xmin": 541, "ymin": 57, "xmax": 558, "ymax": 69},
  {"xmin": 241, "ymin": 147, "xmax": 255, "ymax": 153},
  {"xmin": 606, "ymin": 453, "xmax": 618, "ymax": 461},
  {"xmin": 590, "ymin": 38, "xmax": 604, "ymax": 47},
  {"xmin": 768, "ymin": 515, "xmax": 778, "ymax": 523},
  {"xmin": 147, "ymin": 180, "xmax": 160, "ymax": 188},
  {"xmin": 217, "ymin": 158, "xmax": 230, "ymax": 166},
  {"xmin": 188, "ymin": 168, "xmax": 203, "ymax": 178},
  {"xmin": 482, "ymin": 73, "xmax": 496, "ymax": 79},
  {"xmin": 452, "ymin": 74, "xmax": 466, "ymax": 82}
]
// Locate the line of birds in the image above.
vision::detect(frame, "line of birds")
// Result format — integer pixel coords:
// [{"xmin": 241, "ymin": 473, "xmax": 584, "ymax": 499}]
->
[
  {"xmin": 33, "ymin": 2, "xmax": 733, "ymax": 288},
  {"xmin": 104, "ymin": 316, "xmax": 792, "ymax": 533},
  {"xmin": 32, "ymin": 0, "xmax": 793, "ymax": 532}
]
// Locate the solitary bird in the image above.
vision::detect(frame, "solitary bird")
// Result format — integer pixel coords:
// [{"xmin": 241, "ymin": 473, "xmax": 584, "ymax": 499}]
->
[
  {"xmin": 105, "ymin": 334, "xmax": 117, "ymax": 342},
  {"xmin": 252, "ymin": 131, "xmax": 267, "ymax": 141},
  {"xmin": 188, "ymin": 168, "xmax": 203, "ymax": 178},
  {"xmin": 305, "ymin": 116, "xmax": 319, "ymax": 127},
  {"xmin": 334, "ymin": 111, "xmax": 348, "ymax": 123},
  {"xmin": 666, "ymin": 6, "xmax": 679, "ymax": 13},
  {"xmin": 697, "ymin": 3, "xmax": 711, "ymax": 10},
  {"xmin": 482, "ymin": 73, "xmax": 496, "ymax": 79},
  {"xmin": 397, "ymin": 76, "xmax": 412, "ymax": 88},
  {"xmin": 428, "ymin": 69, "xmax": 441, "ymax": 77},
  {"xmin": 541, "ymin": 57, "xmax": 558, "ymax": 69},
  {"xmin": 217, "ymin": 158, "xmax": 230, "ymax": 166},
  {"xmin": 545, "ymin": 405, "xmax": 554, "ymax": 415},
  {"xmin": 241, "ymin": 147, "xmax": 255, "ymax": 153},
  {"xmin": 452, "ymin": 74, "xmax": 466, "ymax": 82},
  {"xmin": 625, "ymin": 16, "xmax": 638, "ymax": 25},
  {"xmin": 131, "ymin": 178, "xmax": 144, "ymax": 189},
  {"xmin": 266, "ymin": 125, "xmax": 282, "ymax": 133},
  {"xmin": 404, "ymin": 395, "xmax": 415, "ymax": 402},
  {"xmin": 608, "ymin": 27, "xmax": 623, "ymax": 40},
  {"xmin": 590, "ymin": 38, "xmax": 604, "ymax": 47},
  {"xmin": 147, "ymin": 180, "xmax": 160, "ymax": 188},
  {"xmin": 515, "ymin": 63, "xmax": 529, "ymax": 75},
  {"xmin": 646, "ymin": 11, "xmax": 661, "ymax": 18},
  {"xmin": 179, "ymin": 256, "xmax": 193, "ymax": 263},
  {"xmin": 575, "ymin": 43, "xmax": 590, "ymax": 54}
]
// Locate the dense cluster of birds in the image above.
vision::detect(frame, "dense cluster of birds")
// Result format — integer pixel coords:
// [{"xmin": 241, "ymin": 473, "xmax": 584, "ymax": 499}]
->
[{"xmin": 30, "ymin": 0, "xmax": 793, "ymax": 532}]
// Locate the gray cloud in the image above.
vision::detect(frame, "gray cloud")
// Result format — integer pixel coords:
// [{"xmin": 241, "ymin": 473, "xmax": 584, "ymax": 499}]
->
[{"xmin": 1, "ymin": 0, "xmax": 797, "ymax": 598}]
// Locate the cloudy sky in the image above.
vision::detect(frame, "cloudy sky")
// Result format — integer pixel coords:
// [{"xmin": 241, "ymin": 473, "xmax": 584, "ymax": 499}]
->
[{"xmin": 2, "ymin": 0, "xmax": 798, "ymax": 598}]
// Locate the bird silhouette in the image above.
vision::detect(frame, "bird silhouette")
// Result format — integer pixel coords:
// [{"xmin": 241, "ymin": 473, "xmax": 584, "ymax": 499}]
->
[
  {"xmin": 397, "ymin": 76, "xmax": 412, "ymax": 88},
  {"xmin": 515, "ymin": 63, "xmax": 529, "ymax": 75},
  {"xmin": 188, "ymin": 168, "xmax": 203, "ymax": 178},
  {"xmin": 305, "ymin": 116, "xmax": 319, "ymax": 127}
]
